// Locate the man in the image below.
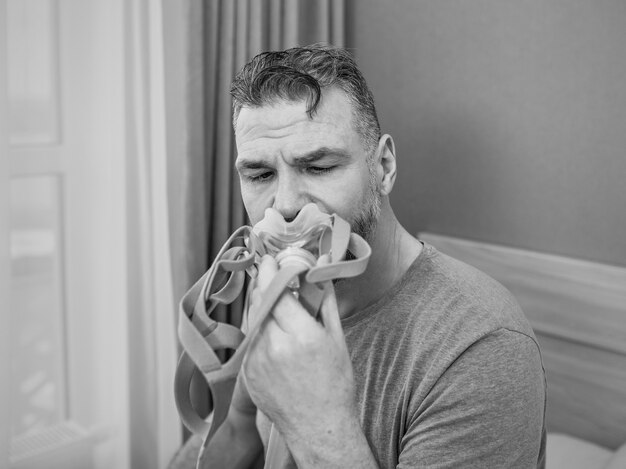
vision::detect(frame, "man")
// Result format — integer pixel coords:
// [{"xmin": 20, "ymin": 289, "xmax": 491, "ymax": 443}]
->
[{"xmin": 196, "ymin": 45, "xmax": 546, "ymax": 468}]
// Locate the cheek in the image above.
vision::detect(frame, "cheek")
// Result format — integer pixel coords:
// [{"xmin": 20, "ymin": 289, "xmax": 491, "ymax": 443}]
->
[
  {"xmin": 318, "ymin": 180, "xmax": 369, "ymax": 220},
  {"xmin": 240, "ymin": 186, "xmax": 270, "ymax": 225},
  {"xmin": 242, "ymin": 198, "xmax": 262, "ymax": 225}
]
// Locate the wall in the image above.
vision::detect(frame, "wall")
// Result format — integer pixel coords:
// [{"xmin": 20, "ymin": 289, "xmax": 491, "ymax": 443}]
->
[{"xmin": 348, "ymin": 0, "xmax": 626, "ymax": 266}]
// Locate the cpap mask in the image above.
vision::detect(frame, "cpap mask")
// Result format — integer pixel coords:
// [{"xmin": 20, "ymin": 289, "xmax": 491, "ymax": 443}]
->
[
  {"xmin": 250, "ymin": 203, "xmax": 337, "ymax": 297},
  {"xmin": 174, "ymin": 203, "xmax": 371, "ymax": 465}
]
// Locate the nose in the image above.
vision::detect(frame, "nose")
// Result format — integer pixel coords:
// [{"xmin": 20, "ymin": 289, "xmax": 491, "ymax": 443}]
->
[{"xmin": 272, "ymin": 174, "xmax": 307, "ymax": 222}]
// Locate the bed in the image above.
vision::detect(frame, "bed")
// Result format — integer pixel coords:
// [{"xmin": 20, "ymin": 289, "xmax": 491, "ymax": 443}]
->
[{"xmin": 420, "ymin": 232, "xmax": 626, "ymax": 469}]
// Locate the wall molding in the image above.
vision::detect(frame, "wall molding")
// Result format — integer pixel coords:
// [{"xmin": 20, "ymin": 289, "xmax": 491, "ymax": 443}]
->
[{"xmin": 419, "ymin": 233, "xmax": 626, "ymax": 355}]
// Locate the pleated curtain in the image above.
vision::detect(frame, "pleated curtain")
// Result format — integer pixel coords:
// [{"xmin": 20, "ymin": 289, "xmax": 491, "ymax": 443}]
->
[{"xmin": 168, "ymin": 0, "xmax": 346, "ymax": 440}]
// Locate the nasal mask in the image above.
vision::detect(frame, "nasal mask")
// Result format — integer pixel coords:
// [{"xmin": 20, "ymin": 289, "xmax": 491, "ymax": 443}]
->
[
  {"xmin": 253, "ymin": 202, "xmax": 331, "ymax": 269},
  {"xmin": 249, "ymin": 203, "xmax": 352, "ymax": 300},
  {"xmin": 174, "ymin": 203, "xmax": 371, "ymax": 462}
]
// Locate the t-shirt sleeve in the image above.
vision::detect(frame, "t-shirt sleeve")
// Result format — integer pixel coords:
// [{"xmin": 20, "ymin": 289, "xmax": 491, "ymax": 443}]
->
[{"xmin": 398, "ymin": 329, "xmax": 546, "ymax": 468}]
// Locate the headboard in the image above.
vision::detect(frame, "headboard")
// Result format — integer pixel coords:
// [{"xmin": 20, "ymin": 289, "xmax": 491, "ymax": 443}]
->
[{"xmin": 419, "ymin": 232, "xmax": 626, "ymax": 450}]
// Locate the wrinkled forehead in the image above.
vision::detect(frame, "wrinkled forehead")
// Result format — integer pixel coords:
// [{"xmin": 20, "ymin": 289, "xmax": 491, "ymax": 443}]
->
[
  {"xmin": 234, "ymin": 100, "xmax": 366, "ymax": 168},
  {"xmin": 234, "ymin": 87, "xmax": 358, "ymax": 139}
]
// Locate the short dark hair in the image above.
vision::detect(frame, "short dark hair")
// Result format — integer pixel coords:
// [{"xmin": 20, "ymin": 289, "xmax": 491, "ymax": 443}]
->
[{"xmin": 230, "ymin": 44, "xmax": 381, "ymax": 152}]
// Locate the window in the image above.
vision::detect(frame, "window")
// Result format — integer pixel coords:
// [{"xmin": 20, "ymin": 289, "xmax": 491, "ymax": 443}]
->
[
  {"xmin": 3, "ymin": 1, "xmax": 181, "ymax": 467},
  {"xmin": 3, "ymin": 1, "xmax": 130, "ymax": 467},
  {"xmin": 7, "ymin": 0, "xmax": 69, "ymax": 441}
]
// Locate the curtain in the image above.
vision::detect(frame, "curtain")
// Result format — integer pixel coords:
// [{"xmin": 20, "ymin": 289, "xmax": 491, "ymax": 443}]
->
[
  {"xmin": 0, "ymin": 2, "xmax": 11, "ymax": 464},
  {"xmin": 125, "ymin": 0, "xmax": 182, "ymax": 467},
  {"xmin": 167, "ymin": 0, "xmax": 346, "ymax": 448}
]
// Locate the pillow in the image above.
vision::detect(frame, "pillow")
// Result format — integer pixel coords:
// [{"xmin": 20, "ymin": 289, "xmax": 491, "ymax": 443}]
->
[
  {"xmin": 546, "ymin": 433, "xmax": 613, "ymax": 469},
  {"xmin": 605, "ymin": 441, "xmax": 626, "ymax": 469}
]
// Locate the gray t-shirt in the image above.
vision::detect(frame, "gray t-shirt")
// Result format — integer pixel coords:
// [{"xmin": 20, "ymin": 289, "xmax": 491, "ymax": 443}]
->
[{"xmin": 259, "ymin": 243, "xmax": 547, "ymax": 468}]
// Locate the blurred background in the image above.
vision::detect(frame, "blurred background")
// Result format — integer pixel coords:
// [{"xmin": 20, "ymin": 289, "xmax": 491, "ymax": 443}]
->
[{"xmin": 1, "ymin": 1, "xmax": 625, "ymax": 468}]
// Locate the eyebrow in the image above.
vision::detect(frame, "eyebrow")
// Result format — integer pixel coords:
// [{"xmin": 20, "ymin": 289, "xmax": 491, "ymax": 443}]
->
[
  {"xmin": 236, "ymin": 146, "xmax": 350, "ymax": 171},
  {"xmin": 294, "ymin": 147, "xmax": 350, "ymax": 164}
]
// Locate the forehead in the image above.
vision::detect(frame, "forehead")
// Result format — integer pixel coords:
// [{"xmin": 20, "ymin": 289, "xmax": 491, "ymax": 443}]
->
[{"xmin": 234, "ymin": 88, "xmax": 363, "ymax": 159}]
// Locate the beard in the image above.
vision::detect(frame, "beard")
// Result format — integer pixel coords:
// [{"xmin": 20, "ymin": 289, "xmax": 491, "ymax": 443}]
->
[
  {"xmin": 333, "ymin": 165, "xmax": 380, "ymax": 286},
  {"xmin": 349, "ymin": 161, "xmax": 382, "ymax": 242}
]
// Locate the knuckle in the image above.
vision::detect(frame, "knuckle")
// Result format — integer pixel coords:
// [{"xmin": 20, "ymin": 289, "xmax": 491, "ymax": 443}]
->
[{"xmin": 267, "ymin": 339, "xmax": 288, "ymax": 359}]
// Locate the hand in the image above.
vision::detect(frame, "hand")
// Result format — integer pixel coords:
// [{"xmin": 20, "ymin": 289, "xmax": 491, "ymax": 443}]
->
[{"xmin": 242, "ymin": 255, "xmax": 357, "ymax": 444}]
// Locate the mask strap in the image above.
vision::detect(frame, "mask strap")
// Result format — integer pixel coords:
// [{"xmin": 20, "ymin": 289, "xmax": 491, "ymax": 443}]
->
[
  {"xmin": 306, "ymin": 221, "xmax": 371, "ymax": 284},
  {"xmin": 173, "ymin": 215, "xmax": 372, "ymax": 466},
  {"xmin": 175, "ymin": 245, "xmax": 310, "ymax": 437}
]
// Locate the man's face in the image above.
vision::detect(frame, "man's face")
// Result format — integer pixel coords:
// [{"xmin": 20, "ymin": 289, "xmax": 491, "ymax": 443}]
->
[{"xmin": 235, "ymin": 88, "xmax": 381, "ymax": 240}]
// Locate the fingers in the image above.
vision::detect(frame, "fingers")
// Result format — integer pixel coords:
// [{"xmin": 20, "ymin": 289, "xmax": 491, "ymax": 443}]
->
[
  {"xmin": 249, "ymin": 256, "xmax": 277, "ymax": 315},
  {"xmin": 251, "ymin": 254, "xmax": 345, "ymax": 340},
  {"xmin": 256, "ymin": 255, "xmax": 277, "ymax": 291},
  {"xmin": 247, "ymin": 256, "xmax": 277, "ymax": 333},
  {"xmin": 316, "ymin": 253, "xmax": 331, "ymax": 266},
  {"xmin": 270, "ymin": 287, "xmax": 313, "ymax": 334},
  {"xmin": 251, "ymin": 255, "xmax": 312, "ymax": 335}
]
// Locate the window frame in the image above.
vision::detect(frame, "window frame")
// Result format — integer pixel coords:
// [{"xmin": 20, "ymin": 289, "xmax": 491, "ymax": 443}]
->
[{"xmin": 3, "ymin": 0, "xmax": 131, "ymax": 467}]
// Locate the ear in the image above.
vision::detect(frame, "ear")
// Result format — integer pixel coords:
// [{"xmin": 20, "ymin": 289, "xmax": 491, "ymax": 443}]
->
[{"xmin": 374, "ymin": 134, "xmax": 397, "ymax": 196}]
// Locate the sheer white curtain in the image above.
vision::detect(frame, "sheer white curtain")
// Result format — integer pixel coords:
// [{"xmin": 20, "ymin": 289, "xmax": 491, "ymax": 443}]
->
[
  {"xmin": 124, "ymin": 0, "xmax": 182, "ymax": 467},
  {"xmin": 1, "ymin": 2, "xmax": 11, "ymax": 466},
  {"xmin": 0, "ymin": 1, "xmax": 182, "ymax": 467}
]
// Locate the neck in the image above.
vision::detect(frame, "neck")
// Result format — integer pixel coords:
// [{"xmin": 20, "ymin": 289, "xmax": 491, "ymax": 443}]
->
[{"xmin": 335, "ymin": 198, "xmax": 422, "ymax": 319}]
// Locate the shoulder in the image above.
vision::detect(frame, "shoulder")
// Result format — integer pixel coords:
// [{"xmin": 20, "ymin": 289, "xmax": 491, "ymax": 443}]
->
[
  {"xmin": 346, "ymin": 243, "xmax": 543, "ymax": 386},
  {"xmin": 408, "ymin": 243, "xmax": 536, "ymax": 340},
  {"xmin": 373, "ymin": 244, "xmax": 543, "ymax": 389}
]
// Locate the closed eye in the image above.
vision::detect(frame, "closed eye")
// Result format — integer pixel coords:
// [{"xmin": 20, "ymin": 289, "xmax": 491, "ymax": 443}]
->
[
  {"xmin": 307, "ymin": 166, "xmax": 335, "ymax": 175},
  {"xmin": 243, "ymin": 171, "xmax": 275, "ymax": 183}
]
